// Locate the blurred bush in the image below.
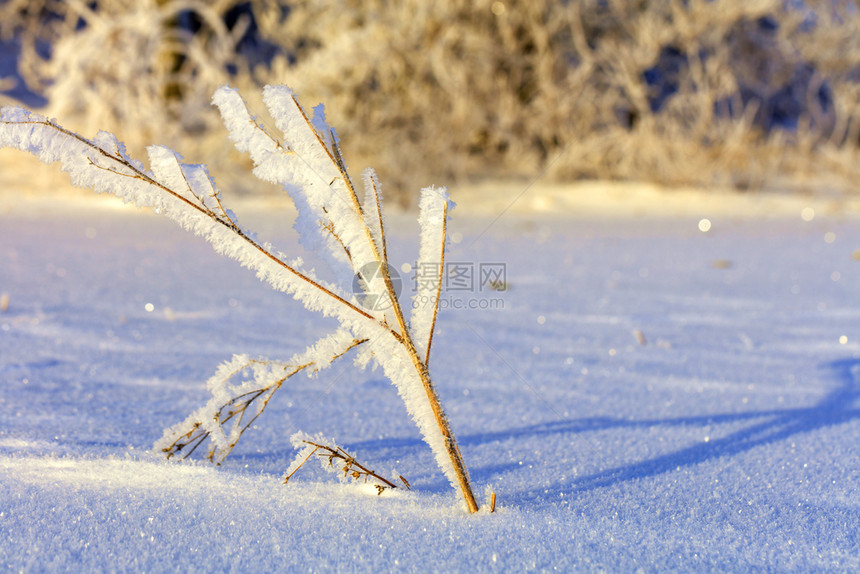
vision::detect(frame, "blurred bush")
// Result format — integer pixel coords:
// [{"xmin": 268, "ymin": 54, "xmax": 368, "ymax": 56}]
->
[{"xmin": 2, "ymin": 0, "xmax": 859, "ymax": 202}]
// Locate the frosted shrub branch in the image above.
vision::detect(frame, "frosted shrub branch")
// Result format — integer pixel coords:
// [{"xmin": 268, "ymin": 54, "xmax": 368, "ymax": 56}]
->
[{"xmin": 0, "ymin": 83, "xmax": 479, "ymax": 513}]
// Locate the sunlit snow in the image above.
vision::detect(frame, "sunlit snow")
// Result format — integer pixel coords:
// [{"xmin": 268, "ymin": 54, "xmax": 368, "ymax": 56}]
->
[{"xmin": 2, "ymin": 194, "xmax": 860, "ymax": 571}]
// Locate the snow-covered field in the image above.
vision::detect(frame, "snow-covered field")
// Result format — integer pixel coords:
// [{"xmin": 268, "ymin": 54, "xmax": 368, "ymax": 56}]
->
[{"xmin": 2, "ymin": 189, "xmax": 860, "ymax": 571}]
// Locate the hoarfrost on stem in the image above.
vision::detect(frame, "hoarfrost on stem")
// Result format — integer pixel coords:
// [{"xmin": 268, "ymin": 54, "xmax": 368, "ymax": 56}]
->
[{"xmin": 0, "ymin": 84, "xmax": 480, "ymax": 512}]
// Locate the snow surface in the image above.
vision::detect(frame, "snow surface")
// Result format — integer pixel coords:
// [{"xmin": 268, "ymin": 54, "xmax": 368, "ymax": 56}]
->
[{"xmin": 2, "ymin": 193, "xmax": 860, "ymax": 571}]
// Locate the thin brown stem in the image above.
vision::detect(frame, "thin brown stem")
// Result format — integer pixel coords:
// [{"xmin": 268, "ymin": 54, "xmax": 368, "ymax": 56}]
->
[
  {"xmin": 352, "ymin": 190, "xmax": 478, "ymax": 511},
  {"xmin": 405, "ymin": 346, "xmax": 479, "ymax": 513},
  {"xmin": 424, "ymin": 201, "xmax": 447, "ymax": 369},
  {"xmin": 330, "ymin": 129, "xmax": 349, "ymax": 175},
  {"xmin": 321, "ymin": 218, "xmax": 353, "ymax": 264},
  {"xmin": 287, "ymin": 100, "xmax": 409, "ymax": 339},
  {"xmin": 318, "ymin": 145, "xmax": 477, "ymax": 511},
  {"xmin": 283, "ymin": 445, "xmax": 320, "ymax": 483},
  {"xmin": 298, "ymin": 440, "xmax": 401, "ymax": 493},
  {"xmin": 365, "ymin": 173, "xmax": 389, "ymax": 266},
  {"xmin": 289, "ymin": 94, "xmax": 358, "ymax": 198},
  {"xmin": 162, "ymin": 422, "xmax": 208, "ymax": 460}
]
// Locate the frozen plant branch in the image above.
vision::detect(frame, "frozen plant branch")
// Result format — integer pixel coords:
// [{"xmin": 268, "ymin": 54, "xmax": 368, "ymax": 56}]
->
[
  {"xmin": 284, "ymin": 436, "xmax": 409, "ymax": 496},
  {"xmin": 0, "ymin": 113, "xmax": 378, "ymax": 330},
  {"xmin": 157, "ymin": 330, "xmax": 367, "ymax": 464},
  {"xmin": 0, "ymin": 83, "xmax": 480, "ymax": 513}
]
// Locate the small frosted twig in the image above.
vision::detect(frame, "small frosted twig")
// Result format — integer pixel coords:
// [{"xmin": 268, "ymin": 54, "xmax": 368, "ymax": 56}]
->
[
  {"xmin": 165, "ymin": 365, "xmax": 305, "ymax": 463},
  {"xmin": 362, "ymin": 170, "xmax": 389, "ymax": 266},
  {"xmin": 171, "ymin": 153, "xmax": 233, "ymax": 225},
  {"xmin": 411, "ymin": 186, "xmax": 451, "ymax": 365},
  {"xmin": 171, "ymin": 151, "xmax": 202, "ymax": 203},
  {"xmin": 161, "ymin": 422, "xmax": 209, "ymax": 460},
  {"xmin": 329, "ymin": 129, "xmax": 349, "ymax": 175},
  {"xmin": 275, "ymin": 93, "xmax": 404, "ymax": 331},
  {"xmin": 283, "ymin": 444, "xmax": 321, "ymax": 483},
  {"xmin": 160, "ymin": 337, "xmax": 368, "ymax": 463},
  {"xmin": 287, "ymin": 92, "xmax": 358, "ymax": 197},
  {"xmin": 285, "ymin": 440, "xmax": 404, "ymax": 496},
  {"xmin": 320, "ymin": 218, "xmax": 353, "ymax": 263},
  {"xmin": 5, "ymin": 118, "xmax": 241, "ymax": 230}
]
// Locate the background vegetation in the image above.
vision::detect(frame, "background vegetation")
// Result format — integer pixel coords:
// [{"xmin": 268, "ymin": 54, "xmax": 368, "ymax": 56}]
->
[{"xmin": 2, "ymin": 0, "xmax": 859, "ymax": 202}]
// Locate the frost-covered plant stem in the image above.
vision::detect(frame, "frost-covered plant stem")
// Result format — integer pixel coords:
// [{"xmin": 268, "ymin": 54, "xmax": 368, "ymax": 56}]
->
[
  {"xmin": 397, "ymin": 316, "xmax": 478, "ymax": 512},
  {"xmin": 0, "ymin": 84, "xmax": 479, "ymax": 512},
  {"xmin": 4, "ymin": 118, "xmax": 378, "ymax": 325},
  {"xmin": 284, "ymin": 437, "xmax": 408, "ymax": 495},
  {"xmin": 160, "ymin": 335, "xmax": 368, "ymax": 463},
  {"xmin": 397, "ymin": 326, "xmax": 478, "ymax": 512},
  {"xmin": 348, "ymin": 190, "xmax": 477, "ymax": 511}
]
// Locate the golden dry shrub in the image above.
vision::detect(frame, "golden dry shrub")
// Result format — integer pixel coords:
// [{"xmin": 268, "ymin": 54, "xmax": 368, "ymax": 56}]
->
[
  {"xmin": 3, "ymin": 0, "xmax": 860, "ymax": 200},
  {"xmin": 268, "ymin": 0, "xmax": 860, "ymax": 198}
]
